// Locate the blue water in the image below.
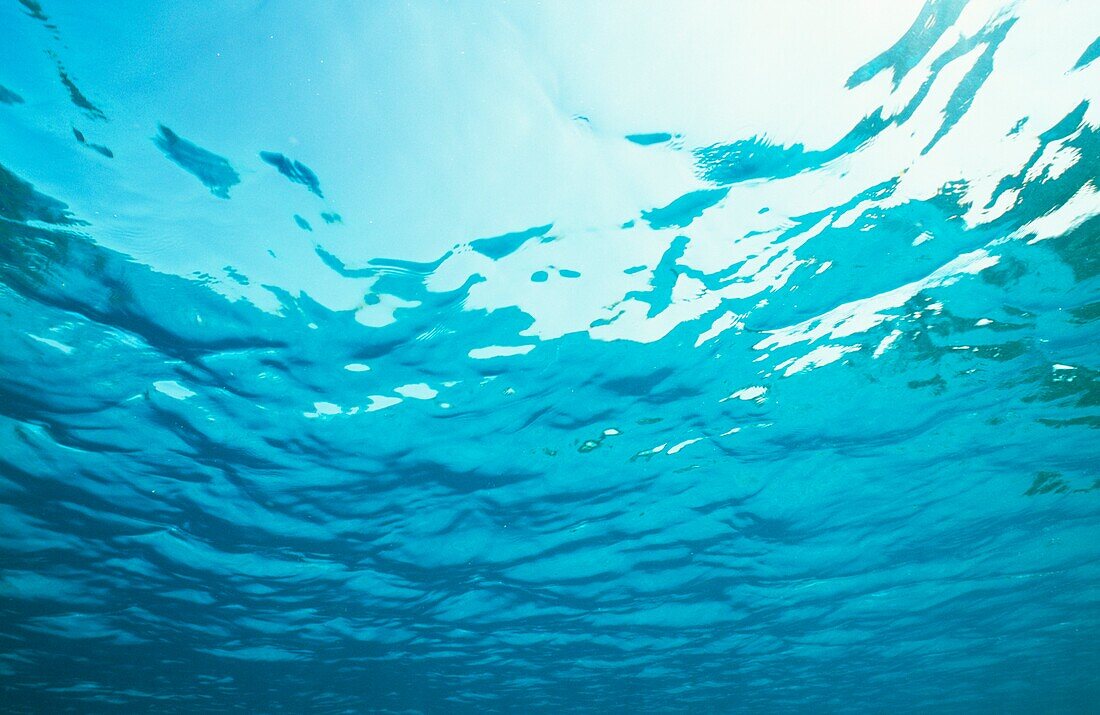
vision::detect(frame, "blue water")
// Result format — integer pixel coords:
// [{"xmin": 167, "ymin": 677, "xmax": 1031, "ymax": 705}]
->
[{"xmin": 2, "ymin": 1, "xmax": 1099, "ymax": 712}]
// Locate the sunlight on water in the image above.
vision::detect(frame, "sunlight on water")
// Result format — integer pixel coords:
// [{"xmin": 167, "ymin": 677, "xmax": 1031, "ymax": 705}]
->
[{"xmin": 1, "ymin": 0, "xmax": 1099, "ymax": 711}]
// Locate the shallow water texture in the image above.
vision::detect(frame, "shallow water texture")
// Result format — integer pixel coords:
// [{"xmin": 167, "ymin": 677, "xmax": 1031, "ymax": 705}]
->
[{"xmin": 1, "ymin": 0, "xmax": 1099, "ymax": 712}]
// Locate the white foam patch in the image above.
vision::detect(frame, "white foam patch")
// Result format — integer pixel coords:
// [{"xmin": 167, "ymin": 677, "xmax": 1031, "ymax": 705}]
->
[
  {"xmin": 468, "ymin": 345, "xmax": 535, "ymax": 359},
  {"xmin": 782, "ymin": 344, "xmax": 861, "ymax": 376},
  {"xmin": 667, "ymin": 437, "xmax": 703, "ymax": 455},
  {"xmin": 304, "ymin": 401, "xmax": 342, "ymax": 417},
  {"xmin": 394, "ymin": 383, "xmax": 438, "ymax": 400},
  {"xmin": 366, "ymin": 395, "xmax": 402, "ymax": 412},
  {"xmin": 154, "ymin": 381, "xmax": 197, "ymax": 400},
  {"xmin": 723, "ymin": 386, "xmax": 767, "ymax": 402},
  {"xmin": 1017, "ymin": 182, "xmax": 1099, "ymax": 244},
  {"xmin": 873, "ymin": 330, "xmax": 903, "ymax": 358}
]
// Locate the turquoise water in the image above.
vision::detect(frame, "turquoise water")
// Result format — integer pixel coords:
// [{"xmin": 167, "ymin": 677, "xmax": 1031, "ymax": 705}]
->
[{"xmin": 1, "ymin": 1, "xmax": 1099, "ymax": 712}]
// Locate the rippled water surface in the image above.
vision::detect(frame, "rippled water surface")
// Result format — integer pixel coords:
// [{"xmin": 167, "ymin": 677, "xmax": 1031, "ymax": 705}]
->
[{"xmin": 2, "ymin": 1, "xmax": 1099, "ymax": 712}]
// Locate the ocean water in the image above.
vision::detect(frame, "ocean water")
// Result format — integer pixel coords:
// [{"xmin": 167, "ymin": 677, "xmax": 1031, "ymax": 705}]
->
[{"xmin": 1, "ymin": 1, "xmax": 1099, "ymax": 712}]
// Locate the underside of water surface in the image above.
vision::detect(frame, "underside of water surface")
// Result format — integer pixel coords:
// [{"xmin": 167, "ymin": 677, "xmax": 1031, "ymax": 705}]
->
[{"xmin": 1, "ymin": 1, "xmax": 1098, "ymax": 712}]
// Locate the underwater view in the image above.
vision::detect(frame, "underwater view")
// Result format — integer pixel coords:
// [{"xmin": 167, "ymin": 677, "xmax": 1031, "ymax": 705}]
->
[{"xmin": 1, "ymin": 0, "xmax": 1099, "ymax": 711}]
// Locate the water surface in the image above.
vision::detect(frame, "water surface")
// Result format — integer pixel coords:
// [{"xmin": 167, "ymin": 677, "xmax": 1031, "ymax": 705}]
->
[{"xmin": 1, "ymin": 1, "xmax": 1099, "ymax": 712}]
